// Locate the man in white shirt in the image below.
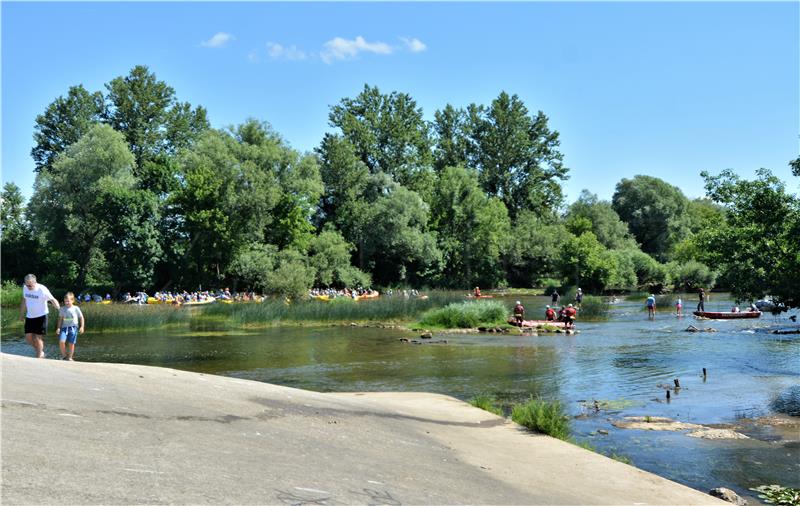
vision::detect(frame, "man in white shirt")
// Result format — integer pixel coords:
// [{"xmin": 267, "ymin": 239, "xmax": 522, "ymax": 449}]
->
[{"xmin": 19, "ymin": 274, "xmax": 60, "ymax": 358}]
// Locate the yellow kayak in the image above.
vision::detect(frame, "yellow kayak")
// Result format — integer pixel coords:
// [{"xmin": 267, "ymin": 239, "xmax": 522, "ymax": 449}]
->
[{"xmin": 182, "ymin": 296, "xmax": 216, "ymax": 306}]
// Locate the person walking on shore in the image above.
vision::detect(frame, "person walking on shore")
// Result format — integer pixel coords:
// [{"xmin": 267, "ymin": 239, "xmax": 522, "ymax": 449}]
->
[
  {"xmin": 19, "ymin": 274, "xmax": 60, "ymax": 358},
  {"xmin": 56, "ymin": 292, "xmax": 84, "ymax": 361},
  {"xmin": 697, "ymin": 288, "xmax": 706, "ymax": 312}
]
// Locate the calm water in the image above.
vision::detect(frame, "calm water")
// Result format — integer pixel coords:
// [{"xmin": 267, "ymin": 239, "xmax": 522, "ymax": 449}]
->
[{"xmin": 3, "ymin": 294, "xmax": 798, "ymax": 499}]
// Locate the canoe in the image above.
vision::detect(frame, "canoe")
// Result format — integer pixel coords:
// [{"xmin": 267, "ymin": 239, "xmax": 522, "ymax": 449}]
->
[
  {"xmin": 693, "ymin": 311, "xmax": 761, "ymax": 319},
  {"xmin": 467, "ymin": 295, "xmax": 494, "ymax": 299},
  {"xmin": 182, "ymin": 296, "xmax": 216, "ymax": 306},
  {"xmin": 355, "ymin": 291, "xmax": 380, "ymax": 301},
  {"xmin": 313, "ymin": 295, "xmax": 331, "ymax": 302}
]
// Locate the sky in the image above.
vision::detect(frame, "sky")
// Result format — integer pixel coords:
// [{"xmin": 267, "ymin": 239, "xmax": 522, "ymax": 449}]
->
[{"xmin": 2, "ymin": 1, "xmax": 798, "ymax": 206}]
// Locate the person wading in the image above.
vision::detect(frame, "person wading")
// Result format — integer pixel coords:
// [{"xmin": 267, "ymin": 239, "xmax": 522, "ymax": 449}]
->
[{"xmin": 19, "ymin": 274, "xmax": 60, "ymax": 358}]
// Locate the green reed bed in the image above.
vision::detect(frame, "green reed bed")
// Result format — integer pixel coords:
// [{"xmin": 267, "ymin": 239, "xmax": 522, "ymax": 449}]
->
[
  {"xmin": 419, "ymin": 300, "xmax": 508, "ymax": 329},
  {"xmin": 468, "ymin": 394, "xmax": 503, "ymax": 416},
  {"xmin": 576, "ymin": 295, "xmax": 610, "ymax": 320}
]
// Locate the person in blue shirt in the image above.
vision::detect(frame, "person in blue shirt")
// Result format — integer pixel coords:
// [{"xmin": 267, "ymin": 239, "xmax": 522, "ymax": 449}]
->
[{"xmin": 646, "ymin": 294, "xmax": 656, "ymax": 318}]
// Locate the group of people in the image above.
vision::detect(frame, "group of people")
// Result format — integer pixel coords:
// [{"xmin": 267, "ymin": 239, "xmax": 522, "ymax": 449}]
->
[
  {"xmin": 510, "ymin": 299, "xmax": 578, "ymax": 329},
  {"xmin": 309, "ymin": 287, "xmax": 376, "ymax": 300},
  {"xmin": 19, "ymin": 274, "xmax": 84, "ymax": 361}
]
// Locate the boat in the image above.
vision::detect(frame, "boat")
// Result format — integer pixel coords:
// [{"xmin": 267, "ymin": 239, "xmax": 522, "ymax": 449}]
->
[
  {"xmin": 467, "ymin": 294, "xmax": 494, "ymax": 299},
  {"xmin": 312, "ymin": 295, "xmax": 331, "ymax": 302},
  {"xmin": 355, "ymin": 291, "xmax": 380, "ymax": 301},
  {"xmin": 182, "ymin": 296, "xmax": 216, "ymax": 306},
  {"xmin": 693, "ymin": 311, "xmax": 761, "ymax": 319}
]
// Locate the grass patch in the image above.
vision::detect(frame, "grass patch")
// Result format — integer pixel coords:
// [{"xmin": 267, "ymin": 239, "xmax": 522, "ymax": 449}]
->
[
  {"xmin": 511, "ymin": 398, "xmax": 571, "ymax": 441},
  {"xmin": 419, "ymin": 300, "xmax": 508, "ymax": 329},
  {"xmin": 576, "ymin": 295, "xmax": 610, "ymax": 320},
  {"xmin": 468, "ymin": 395, "xmax": 503, "ymax": 416}
]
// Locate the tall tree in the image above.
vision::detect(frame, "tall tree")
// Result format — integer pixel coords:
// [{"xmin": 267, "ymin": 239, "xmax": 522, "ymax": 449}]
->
[
  {"xmin": 432, "ymin": 105, "xmax": 470, "ymax": 172},
  {"xmin": 328, "ymin": 84, "xmax": 433, "ymax": 193},
  {"xmin": 612, "ymin": 175, "xmax": 690, "ymax": 261},
  {"xmin": 31, "ymin": 85, "xmax": 105, "ymax": 173},
  {"xmin": 467, "ymin": 92, "xmax": 568, "ymax": 219},
  {"xmin": 0, "ymin": 183, "xmax": 40, "ymax": 281},
  {"xmin": 565, "ymin": 190, "xmax": 637, "ymax": 250},
  {"xmin": 431, "ymin": 166, "xmax": 510, "ymax": 287},
  {"xmin": 27, "ymin": 124, "xmax": 156, "ymax": 289}
]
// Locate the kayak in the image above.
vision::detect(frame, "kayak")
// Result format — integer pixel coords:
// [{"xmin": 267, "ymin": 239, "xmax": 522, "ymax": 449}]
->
[
  {"xmin": 355, "ymin": 291, "xmax": 380, "ymax": 301},
  {"xmin": 693, "ymin": 311, "xmax": 761, "ymax": 319},
  {"xmin": 467, "ymin": 295, "xmax": 494, "ymax": 299},
  {"xmin": 182, "ymin": 296, "xmax": 216, "ymax": 306}
]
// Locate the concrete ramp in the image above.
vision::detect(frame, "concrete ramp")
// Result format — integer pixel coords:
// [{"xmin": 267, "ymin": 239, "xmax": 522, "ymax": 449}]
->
[{"xmin": 1, "ymin": 354, "xmax": 723, "ymax": 505}]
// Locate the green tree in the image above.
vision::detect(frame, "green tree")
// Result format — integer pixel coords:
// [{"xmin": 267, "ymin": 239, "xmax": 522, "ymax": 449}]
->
[
  {"xmin": 432, "ymin": 105, "xmax": 470, "ymax": 172},
  {"xmin": 467, "ymin": 92, "xmax": 568, "ymax": 218},
  {"xmin": 308, "ymin": 228, "xmax": 371, "ymax": 288},
  {"xmin": 266, "ymin": 249, "xmax": 315, "ymax": 299},
  {"xmin": 667, "ymin": 260, "xmax": 716, "ymax": 293},
  {"xmin": 566, "ymin": 190, "xmax": 637, "ymax": 250},
  {"xmin": 1, "ymin": 183, "xmax": 41, "ymax": 281},
  {"xmin": 27, "ymin": 124, "xmax": 150, "ymax": 289},
  {"xmin": 693, "ymin": 168, "xmax": 798, "ymax": 305},
  {"xmin": 317, "ymin": 134, "xmax": 370, "ymax": 228},
  {"xmin": 611, "ymin": 175, "xmax": 690, "ymax": 261},
  {"xmin": 328, "ymin": 84, "xmax": 434, "ymax": 193},
  {"xmin": 505, "ymin": 211, "xmax": 569, "ymax": 287},
  {"xmin": 229, "ymin": 243, "xmax": 278, "ymax": 292},
  {"xmin": 431, "ymin": 166, "xmax": 510, "ymax": 287},
  {"xmin": 31, "ymin": 85, "xmax": 105, "ymax": 173}
]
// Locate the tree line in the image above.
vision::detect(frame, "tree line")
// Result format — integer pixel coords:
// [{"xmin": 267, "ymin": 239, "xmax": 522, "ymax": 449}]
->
[{"xmin": 1, "ymin": 65, "xmax": 797, "ymax": 305}]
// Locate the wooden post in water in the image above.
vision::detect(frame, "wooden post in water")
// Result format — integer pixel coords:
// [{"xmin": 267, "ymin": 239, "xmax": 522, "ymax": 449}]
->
[
  {"xmin": 666, "ymin": 390, "xmax": 671, "ymax": 401},
  {"xmin": 673, "ymin": 378, "xmax": 681, "ymax": 389}
]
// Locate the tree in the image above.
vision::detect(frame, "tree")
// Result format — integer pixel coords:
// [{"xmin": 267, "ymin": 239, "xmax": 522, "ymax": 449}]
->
[
  {"xmin": 612, "ymin": 175, "xmax": 690, "ymax": 261},
  {"xmin": 505, "ymin": 211, "xmax": 569, "ymax": 287},
  {"xmin": 316, "ymin": 134, "xmax": 370, "ymax": 228},
  {"xmin": 566, "ymin": 190, "xmax": 637, "ymax": 250},
  {"xmin": 667, "ymin": 260, "xmax": 716, "ymax": 292},
  {"xmin": 27, "ymin": 124, "xmax": 151, "ymax": 289},
  {"xmin": 560, "ymin": 232, "xmax": 614, "ymax": 292},
  {"xmin": 431, "ymin": 166, "xmax": 510, "ymax": 287},
  {"xmin": 693, "ymin": 168, "xmax": 799, "ymax": 306},
  {"xmin": 1, "ymin": 183, "xmax": 41, "ymax": 282},
  {"xmin": 308, "ymin": 228, "xmax": 371, "ymax": 288},
  {"xmin": 432, "ymin": 105, "xmax": 470, "ymax": 172},
  {"xmin": 328, "ymin": 84, "xmax": 433, "ymax": 193},
  {"xmin": 467, "ymin": 92, "xmax": 568, "ymax": 219},
  {"xmin": 31, "ymin": 85, "xmax": 105, "ymax": 173},
  {"xmin": 104, "ymin": 65, "xmax": 208, "ymax": 178}
]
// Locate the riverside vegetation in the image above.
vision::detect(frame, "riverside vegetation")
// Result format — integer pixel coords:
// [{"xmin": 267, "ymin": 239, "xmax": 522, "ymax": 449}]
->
[{"xmin": 1, "ymin": 65, "xmax": 797, "ymax": 309}]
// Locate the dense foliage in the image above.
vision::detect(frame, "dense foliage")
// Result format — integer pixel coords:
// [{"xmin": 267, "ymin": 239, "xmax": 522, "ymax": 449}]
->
[{"xmin": 2, "ymin": 66, "xmax": 797, "ymax": 305}]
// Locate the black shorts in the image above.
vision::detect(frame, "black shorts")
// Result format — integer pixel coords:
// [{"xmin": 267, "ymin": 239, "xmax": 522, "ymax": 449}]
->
[{"xmin": 24, "ymin": 315, "xmax": 47, "ymax": 336}]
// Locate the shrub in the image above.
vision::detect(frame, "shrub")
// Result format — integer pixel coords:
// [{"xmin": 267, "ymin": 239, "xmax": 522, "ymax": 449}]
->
[
  {"xmin": 1, "ymin": 280, "xmax": 22, "ymax": 307},
  {"xmin": 511, "ymin": 398, "xmax": 571, "ymax": 440},
  {"xmin": 667, "ymin": 260, "xmax": 716, "ymax": 292},
  {"xmin": 419, "ymin": 300, "xmax": 508, "ymax": 328}
]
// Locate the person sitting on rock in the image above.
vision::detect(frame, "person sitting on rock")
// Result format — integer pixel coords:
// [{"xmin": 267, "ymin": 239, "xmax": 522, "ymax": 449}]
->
[{"xmin": 545, "ymin": 305, "xmax": 556, "ymax": 321}]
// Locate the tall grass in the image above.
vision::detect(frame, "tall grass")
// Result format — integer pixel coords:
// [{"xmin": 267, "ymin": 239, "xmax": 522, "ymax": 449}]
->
[
  {"xmin": 577, "ymin": 295, "xmax": 610, "ymax": 320},
  {"xmin": 419, "ymin": 300, "xmax": 508, "ymax": 329},
  {"xmin": 81, "ymin": 304, "xmax": 192, "ymax": 332},
  {"xmin": 511, "ymin": 398, "xmax": 571, "ymax": 440},
  {"xmin": 1, "ymin": 280, "xmax": 23, "ymax": 307},
  {"xmin": 468, "ymin": 394, "xmax": 503, "ymax": 416}
]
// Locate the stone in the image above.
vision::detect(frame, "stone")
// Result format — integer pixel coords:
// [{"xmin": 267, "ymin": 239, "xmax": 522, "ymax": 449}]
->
[
  {"xmin": 687, "ymin": 429, "xmax": 749, "ymax": 440},
  {"xmin": 420, "ymin": 332, "xmax": 433, "ymax": 339},
  {"xmin": 708, "ymin": 487, "xmax": 747, "ymax": 505},
  {"xmin": 597, "ymin": 429, "xmax": 609, "ymax": 435}
]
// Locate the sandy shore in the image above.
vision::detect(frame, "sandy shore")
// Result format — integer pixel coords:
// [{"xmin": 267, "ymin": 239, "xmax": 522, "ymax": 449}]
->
[{"xmin": 1, "ymin": 353, "xmax": 725, "ymax": 505}]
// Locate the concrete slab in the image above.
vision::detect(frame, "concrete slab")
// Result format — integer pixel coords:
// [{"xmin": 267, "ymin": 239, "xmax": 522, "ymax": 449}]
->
[{"xmin": 1, "ymin": 353, "xmax": 724, "ymax": 505}]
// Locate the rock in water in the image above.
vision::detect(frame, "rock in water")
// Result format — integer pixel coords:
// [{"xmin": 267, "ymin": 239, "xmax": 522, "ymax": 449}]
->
[{"xmin": 708, "ymin": 487, "xmax": 747, "ymax": 505}]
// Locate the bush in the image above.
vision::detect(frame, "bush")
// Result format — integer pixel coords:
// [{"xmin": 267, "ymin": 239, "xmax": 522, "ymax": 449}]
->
[
  {"xmin": 1, "ymin": 280, "xmax": 22, "ymax": 307},
  {"xmin": 511, "ymin": 398, "xmax": 571, "ymax": 440},
  {"xmin": 419, "ymin": 300, "xmax": 508, "ymax": 328},
  {"xmin": 577, "ymin": 295, "xmax": 610, "ymax": 320},
  {"xmin": 469, "ymin": 395, "xmax": 503, "ymax": 416},
  {"xmin": 667, "ymin": 260, "xmax": 716, "ymax": 292}
]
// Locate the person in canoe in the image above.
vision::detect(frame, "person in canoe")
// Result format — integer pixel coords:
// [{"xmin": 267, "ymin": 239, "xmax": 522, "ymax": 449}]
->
[
  {"xmin": 545, "ymin": 305, "xmax": 556, "ymax": 321},
  {"xmin": 513, "ymin": 301, "xmax": 525, "ymax": 324},
  {"xmin": 697, "ymin": 288, "xmax": 706, "ymax": 312},
  {"xmin": 474, "ymin": 286, "xmax": 481, "ymax": 298}
]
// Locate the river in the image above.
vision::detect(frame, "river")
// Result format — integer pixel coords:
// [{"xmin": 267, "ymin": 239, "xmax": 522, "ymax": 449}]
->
[{"xmin": 2, "ymin": 293, "xmax": 798, "ymax": 500}]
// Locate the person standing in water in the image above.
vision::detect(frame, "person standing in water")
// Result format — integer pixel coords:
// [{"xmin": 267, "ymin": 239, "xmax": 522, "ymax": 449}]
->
[
  {"xmin": 646, "ymin": 294, "xmax": 656, "ymax": 318},
  {"xmin": 513, "ymin": 301, "xmax": 525, "ymax": 325},
  {"xmin": 19, "ymin": 274, "xmax": 60, "ymax": 358},
  {"xmin": 675, "ymin": 297, "xmax": 683, "ymax": 316}
]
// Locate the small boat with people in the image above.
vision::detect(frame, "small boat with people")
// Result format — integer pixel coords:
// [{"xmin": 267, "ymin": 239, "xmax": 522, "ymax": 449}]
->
[{"xmin": 693, "ymin": 310, "xmax": 761, "ymax": 319}]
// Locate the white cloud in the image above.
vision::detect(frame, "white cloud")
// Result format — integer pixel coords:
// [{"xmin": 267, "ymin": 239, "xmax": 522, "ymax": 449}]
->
[
  {"xmin": 247, "ymin": 50, "xmax": 260, "ymax": 63},
  {"xmin": 266, "ymin": 42, "xmax": 307, "ymax": 61},
  {"xmin": 201, "ymin": 32, "xmax": 234, "ymax": 48},
  {"xmin": 401, "ymin": 37, "xmax": 427, "ymax": 53},
  {"xmin": 320, "ymin": 36, "xmax": 393, "ymax": 64}
]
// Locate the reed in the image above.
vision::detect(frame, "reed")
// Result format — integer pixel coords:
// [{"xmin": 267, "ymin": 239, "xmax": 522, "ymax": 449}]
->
[
  {"xmin": 576, "ymin": 295, "xmax": 610, "ymax": 320},
  {"xmin": 419, "ymin": 300, "xmax": 508, "ymax": 329},
  {"xmin": 511, "ymin": 398, "xmax": 571, "ymax": 441}
]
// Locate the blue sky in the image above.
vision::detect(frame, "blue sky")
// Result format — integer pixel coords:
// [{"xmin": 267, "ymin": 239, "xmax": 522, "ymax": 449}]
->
[{"xmin": 2, "ymin": 2, "xmax": 798, "ymax": 205}]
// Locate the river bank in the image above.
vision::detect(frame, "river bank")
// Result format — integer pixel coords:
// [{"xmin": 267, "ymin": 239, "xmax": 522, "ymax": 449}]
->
[{"xmin": 1, "ymin": 353, "xmax": 725, "ymax": 505}]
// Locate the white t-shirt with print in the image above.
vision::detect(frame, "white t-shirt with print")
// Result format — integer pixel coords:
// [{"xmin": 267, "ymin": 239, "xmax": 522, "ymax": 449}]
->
[{"xmin": 23, "ymin": 283, "xmax": 55, "ymax": 318}]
